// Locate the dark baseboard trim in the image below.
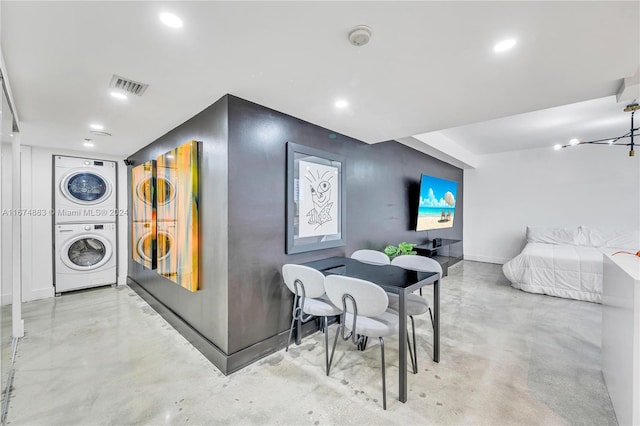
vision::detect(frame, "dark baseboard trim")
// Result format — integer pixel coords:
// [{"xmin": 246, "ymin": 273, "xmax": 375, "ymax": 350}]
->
[
  {"xmin": 226, "ymin": 317, "xmax": 323, "ymax": 374},
  {"xmin": 127, "ymin": 277, "xmax": 324, "ymax": 375},
  {"xmin": 127, "ymin": 278, "xmax": 231, "ymax": 373}
]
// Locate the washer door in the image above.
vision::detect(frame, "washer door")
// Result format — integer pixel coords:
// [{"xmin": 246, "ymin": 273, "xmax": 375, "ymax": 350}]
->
[
  {"xmin": 135, "ymin": 177, "xmax": 175, "ymax": 206},
  {"xmin": 61, "ymin": 235, "xmax": 113, "ymax": 271},
  {"xmin": 136, "ymin": 231, "xmax": 155, "ymax": 263},
  {"xmin": 156, "ymin": 177, "xmax": 175, "ymax": 206},
  {"xmin": 156, "ymin": 230, "xmax": 172, "ymax": 261},
  {"xmin": 61, "ymin": 170, "xmax": 112, "ymax": 205}
]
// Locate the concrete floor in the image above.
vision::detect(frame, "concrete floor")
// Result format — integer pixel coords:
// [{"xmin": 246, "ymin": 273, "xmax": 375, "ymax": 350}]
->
[{"xmin": 4, "ymin": 261, "xmax": 617, "ymax": 425}]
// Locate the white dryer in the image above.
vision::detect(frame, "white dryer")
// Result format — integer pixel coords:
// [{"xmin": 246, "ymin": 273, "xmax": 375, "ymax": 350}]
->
[
  {"xmin": 55, "ymin": 222, "xmax": 117, "ymax": 293},
  {"xmin": 54, "ymin": 156, "xmax": 117, "ymax": 223}
]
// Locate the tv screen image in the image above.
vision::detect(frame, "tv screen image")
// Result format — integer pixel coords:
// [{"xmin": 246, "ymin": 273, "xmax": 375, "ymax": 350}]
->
[{"xmin": 416, "ymin": 174, "xmax": 458, "ymax": 231}]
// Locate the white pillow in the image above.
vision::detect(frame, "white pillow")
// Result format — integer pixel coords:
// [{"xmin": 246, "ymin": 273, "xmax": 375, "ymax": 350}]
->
[
  {"xmin": 579, "ymin": 226, "xmax": 640, "ymax": 250},
  {"xmin": 526, "ymin": 226, "xmax": 579, "ymax": 245}
]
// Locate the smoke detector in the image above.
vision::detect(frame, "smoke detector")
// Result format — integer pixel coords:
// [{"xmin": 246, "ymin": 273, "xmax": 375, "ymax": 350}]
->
[{"xmin": 348, "ymin": 25, "xmax": 371, "ymax": 47}]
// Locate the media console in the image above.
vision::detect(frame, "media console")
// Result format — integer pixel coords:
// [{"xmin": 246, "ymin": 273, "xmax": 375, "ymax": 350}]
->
[{"xmin": 414, "ymin": 238, "xmax": 462, "ymax": 277}]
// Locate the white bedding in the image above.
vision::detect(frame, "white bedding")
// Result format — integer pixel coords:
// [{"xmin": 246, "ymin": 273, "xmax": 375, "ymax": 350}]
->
[
  {"xmin": 503, "ymin": 226, "xmax": 639, "ymax": 303},
  {"xmin": 502, "ymin": 243, "xmax": 606, "ymax": 303}
]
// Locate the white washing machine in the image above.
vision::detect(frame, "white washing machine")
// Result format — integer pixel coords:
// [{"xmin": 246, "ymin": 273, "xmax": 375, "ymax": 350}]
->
[
  {"xmin": 54, "ymin": 156, "xmax": 117, "ymax": 223},
  {"xmin": 54, "ymin": 222, "xmax": 117, "ymax": 293}
]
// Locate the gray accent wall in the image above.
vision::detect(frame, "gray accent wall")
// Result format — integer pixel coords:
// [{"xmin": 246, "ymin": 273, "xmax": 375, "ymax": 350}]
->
[
  {"xmin": 128, "ymin": 94, "xmax": 462, "ymax": 371},
  {"xmin": 128, "ymin": 96, "xmax": 230, "ymax": 353},
  {"xmin": 226, "ymin": 96, "xmax": 462, "ymax": 353}
]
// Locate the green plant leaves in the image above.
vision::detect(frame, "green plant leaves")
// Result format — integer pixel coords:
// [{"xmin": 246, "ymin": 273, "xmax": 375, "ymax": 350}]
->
[{"xmin": 385, "ymin": 242, "xmax": 416, "ymax": 259}]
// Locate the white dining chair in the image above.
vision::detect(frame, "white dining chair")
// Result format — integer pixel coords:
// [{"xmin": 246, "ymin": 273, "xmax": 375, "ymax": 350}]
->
[
  {"xmin": 282, "ymin": 264, "xmax": 342, "ymax": 374},
  {"xmin": 389, "ymin": 255, "xmax": 441, "ymax": 373},
  {"xmin": 324, "ymin": 274, "xmax": 400, "ymax": 410},
  {"xmin": 350, "ymin": 249, "xmax": 390, "ymax": 265}
]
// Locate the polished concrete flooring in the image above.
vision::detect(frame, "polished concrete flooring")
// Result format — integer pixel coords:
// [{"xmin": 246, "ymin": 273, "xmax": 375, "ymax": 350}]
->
[{"xmin": 5, "ymin": 261, "xmax": 616, "ymax": 425}]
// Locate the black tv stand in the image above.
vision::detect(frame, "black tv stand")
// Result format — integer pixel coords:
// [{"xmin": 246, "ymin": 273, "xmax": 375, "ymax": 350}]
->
[{"xmin": 414, "ymin": 238, "xmax": 462, "ymax": 277}]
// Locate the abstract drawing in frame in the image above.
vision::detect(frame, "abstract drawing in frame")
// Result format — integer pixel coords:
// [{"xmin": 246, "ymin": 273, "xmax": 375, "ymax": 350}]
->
[
  {"xmin": 156, "ymin": 140, "xmax": 200, "ymax": 292},
  {"xmin": 286, "ymin": 142, "xmax": 345, "ymax": 254},
  {"xmin": 131, "ymin": 160, "xmax": 156, "ymax": 269}
]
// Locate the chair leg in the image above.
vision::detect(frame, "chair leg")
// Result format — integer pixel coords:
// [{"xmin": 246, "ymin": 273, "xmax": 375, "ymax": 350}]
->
[
  {"xmin": 407, "ymin": 330, "xmax": 416, "ymax": 374},
  {"xmin": 285, "ymin": 308, "xmax": 298, "ymax": 352},
  {"xmin": 429, "ymin": 307, "xmax": 434, "ymax": 331},
  {"xmin": 295, "ymin": 313, "xmax": 302, "ymax": 345},
  {"xmin": 410, "ymin": 315, "xmax": 418, "ymax": 374},
  {"xmin": 379, "ymin": 337, "xmax": 387, "ymax": 410},
  {"xmin": 328, "ymin": 323, "xmax": 342, "ymax": 376},
  {"xmin": 324, "ymin": 316, "xmax": 330, "ymax": 376},
  {"xmin": 357, "ymin": 336, "xmax": 369, "ymax": 351}
]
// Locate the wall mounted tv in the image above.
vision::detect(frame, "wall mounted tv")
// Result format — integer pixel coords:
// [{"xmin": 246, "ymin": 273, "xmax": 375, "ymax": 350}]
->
[{"xmin": 416, "ymin": 174, "xmax": 458, "ymax": 231}]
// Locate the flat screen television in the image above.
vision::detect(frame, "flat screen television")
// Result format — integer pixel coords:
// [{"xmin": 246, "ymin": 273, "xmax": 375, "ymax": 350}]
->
[{"xmin": 416, "ymin": 174, "xmax": 458, "ymax": 231}]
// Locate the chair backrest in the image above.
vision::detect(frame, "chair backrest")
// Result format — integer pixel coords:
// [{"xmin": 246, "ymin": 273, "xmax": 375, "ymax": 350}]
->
[
  {"xmin": 282, "ymin": 264, "xmax": 327, "ymax": 298},
  {"xmin": 324, "ymin": 275, "xmax": 388, "ymax": 317},
  {"xmin": 350, "ymin": 249, "xmax": 391, "ymax": 265},
  {"xmin": 391, "ymin": 255, "xmax": 443, "ymax": 276}
]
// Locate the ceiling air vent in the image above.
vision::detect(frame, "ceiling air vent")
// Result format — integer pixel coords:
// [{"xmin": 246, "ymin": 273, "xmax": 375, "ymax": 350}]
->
[{"xmin": 109, "ymin": 74, "xmax": 148, "ymax": 96}]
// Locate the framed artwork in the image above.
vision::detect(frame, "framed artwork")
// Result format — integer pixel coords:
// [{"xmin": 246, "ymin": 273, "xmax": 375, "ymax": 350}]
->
[
  {"xmin": 156, "ymin": 140, "xmax": 201, "ymax": 292},
  {"xmin": 131, "ymin": 160, "xmax": 156, "ymax": 269},
  {"xmin": 286, "ymin": 142, "xmax": 345, "ymax": 254}
]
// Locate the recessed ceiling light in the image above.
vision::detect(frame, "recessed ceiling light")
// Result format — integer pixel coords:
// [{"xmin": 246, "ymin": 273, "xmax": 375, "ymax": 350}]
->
[
  {"xmin": 110, "ymin": 91, "xmax": 127, "ymax": 100},
  {"xmin": 89, "ymin": 123, "xmax": 104, "ymax": 130},
  {"xmin": 83, "ymin": 141, "xmax": 95, "ymax": 148},
  {"xmin": 160, "ymin": 12, "xmax": 183, "ymax": 28},
  {"xmin": 569, "ymin": 138, "xmax": 580, "ymax": 146},
  {"xmin": 553, "ymin": 144, "xmax": 562, "ymax": 150},
  {"xmin": 335, "ymin": 99, "xmax": 349, "ymax": 109},
  {"xmin": 493, "ymin": 39, "xmax": 517, "ymax": 53}
]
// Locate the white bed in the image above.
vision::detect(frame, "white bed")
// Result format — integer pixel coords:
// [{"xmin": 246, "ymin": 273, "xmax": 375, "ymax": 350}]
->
[{"xmin": 503, "ymin": 226, "xmax": 639, "ymax": 303}]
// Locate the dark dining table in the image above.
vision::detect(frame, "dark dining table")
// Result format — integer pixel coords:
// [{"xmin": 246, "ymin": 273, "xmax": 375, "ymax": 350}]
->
[{"xmin": 302, "ymin": 256, "xmax": 440, "ymax": 403}]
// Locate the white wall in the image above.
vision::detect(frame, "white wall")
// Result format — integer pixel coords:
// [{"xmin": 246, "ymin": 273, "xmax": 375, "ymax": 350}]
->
[
  {"xmin": 464, "ymin": 146, "xmax": 640, "ymax": 264},
  {"xmin": 1, "ymin": 144, "xmax": 128, "ymax": 302},
  {"xmin": 1, "ymin": 144, "xmax": 11, "ymax": 304}
]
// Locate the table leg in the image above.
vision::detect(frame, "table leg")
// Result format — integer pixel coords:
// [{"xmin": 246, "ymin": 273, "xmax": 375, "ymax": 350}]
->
[
  {"xmin": 434, "ymin": 279, "xmax": 440, "ymax": 363},
  {"xmin": 398, "ymin": 289, "xmax": 407, "ymax": 403}
]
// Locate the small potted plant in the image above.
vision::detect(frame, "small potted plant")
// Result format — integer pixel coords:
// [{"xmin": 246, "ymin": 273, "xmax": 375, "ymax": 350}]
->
[{"xmin": 384, "ymin": 242, "xmax": 417, "ymax": 260}]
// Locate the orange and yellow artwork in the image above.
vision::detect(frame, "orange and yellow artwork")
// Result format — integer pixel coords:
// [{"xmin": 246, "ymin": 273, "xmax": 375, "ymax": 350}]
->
[
  {"xmin": 156, "ymin": 140, "xmax": 200, "ymax": 292},
  {"xmin": 131, "ymin": 161, "xmax": 156, "ymax": 269}
]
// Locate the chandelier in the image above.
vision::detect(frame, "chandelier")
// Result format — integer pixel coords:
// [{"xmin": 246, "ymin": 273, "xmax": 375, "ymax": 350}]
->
[{"xmin": 557, "ymin": 103, "xmax": 639, "ymax": 157}]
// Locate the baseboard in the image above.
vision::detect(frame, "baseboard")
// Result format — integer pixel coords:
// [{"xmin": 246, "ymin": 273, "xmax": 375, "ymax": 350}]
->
[
  {"xmin": 128, "ymin": 278, "xmax": 231, "ymax": 373},
  {"xmin": 463, "ymin": 254, "xmax": 509, "ymax": 265},
  {"xmin": 24, "ymin": 287, "xmax": 55, "ymax": 301},
  {"xmin": 127, "ymin": 277, "xmax": 309, "ymax": 375},
  {"xmin": 3, "ymin": 287, "xmax": 55, "ymax": 304},
  {"xmin": 0, "ymin": 293, "xmax": 11, "ymax": 306}
]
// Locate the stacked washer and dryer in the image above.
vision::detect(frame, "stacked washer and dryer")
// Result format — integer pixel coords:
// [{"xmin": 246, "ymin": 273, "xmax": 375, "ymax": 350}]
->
[{"xmin": 53, "ymin": 156, "xmax": 117, "ymax": 294}]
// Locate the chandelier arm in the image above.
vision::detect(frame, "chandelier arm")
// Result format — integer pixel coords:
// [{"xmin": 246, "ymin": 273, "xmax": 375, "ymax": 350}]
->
[
  {"xmin": 631, "ymin": 110, "xmax": 635, "ymax": 151},
  {"xmin": 579, "ymin": 128, "xmax": 640, "ymax": 144},
  {"xmin": 582, "ymin": 142, "xmax": 632, "ymax": 146},
  {"xmin": 557, "ymin": 103, "xmax": 638, "ymax": 157}
]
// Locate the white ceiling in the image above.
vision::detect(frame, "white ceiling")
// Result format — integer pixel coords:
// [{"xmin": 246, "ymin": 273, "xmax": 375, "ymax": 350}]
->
[
  {"xmin": 1, "ymin": 1, "xmax": 639, "ymax": 159},
  {"xmin": 439, "ymin": 95, "xmax": 636, "ymax": 155}
]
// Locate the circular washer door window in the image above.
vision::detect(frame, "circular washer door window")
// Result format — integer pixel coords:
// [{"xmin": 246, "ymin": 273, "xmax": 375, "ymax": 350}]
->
[
  {"xmin": 156, "ymin": 230, "xmax": 172, "ymax": 261},
  {"xmin": 137, "ymin": 231, "xmax": 155, "ymax": 263},
  {"xmin": 156, "ymin": 177, "xmax": 175, "ymax": 206},
  {"xmin": 63, "ymin": 171, "xmax": 111, "ymax": 204},
  {"xmin": 63, "ymin": 237, "xmax": 112, "ymax": 270},
  {"xmin": 135, "ymin": 177, "xmax": 175, "ymax": 206}
]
